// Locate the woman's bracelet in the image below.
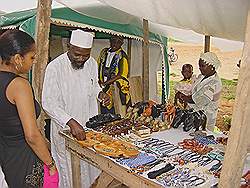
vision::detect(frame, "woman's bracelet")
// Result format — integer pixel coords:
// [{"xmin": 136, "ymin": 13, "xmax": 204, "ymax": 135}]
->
[{"xmin": 46, "ymin": 158, "xmax": 56, "ymax": 170}]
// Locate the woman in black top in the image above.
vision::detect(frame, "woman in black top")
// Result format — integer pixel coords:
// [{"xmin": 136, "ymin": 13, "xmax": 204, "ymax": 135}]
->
[{"xmin": 0, "ymin": 30, "xmax": 58, "ymax": 187}]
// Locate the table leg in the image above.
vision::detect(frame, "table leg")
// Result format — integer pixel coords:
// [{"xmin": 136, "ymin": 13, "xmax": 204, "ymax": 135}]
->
[
  {"xmin": 94, "ymin": 171, "xmax": 115, "ymax": 188},
  {"xmin": 71, "ymin": 152, "xmax": 81, "ymax": 188}
]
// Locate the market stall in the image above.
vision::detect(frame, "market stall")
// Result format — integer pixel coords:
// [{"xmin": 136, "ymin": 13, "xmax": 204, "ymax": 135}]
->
[
  {"xmin": 60, "ymin": 131, "xmax": 161, "ymax": 188},
  {"xmin": 59, "ymin": 101, "xmax": 232, "ymax": 188},
  {"xmin": 2, "ymin": 0, "xmax": 249, "ymax": 187}
]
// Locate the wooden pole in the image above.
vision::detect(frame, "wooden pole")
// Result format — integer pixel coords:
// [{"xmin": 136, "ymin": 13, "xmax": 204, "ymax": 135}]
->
[
  {"xmin": 142, "ymin": 19, "xmax": 149, "ymax": 101},
  {"xmin": 204, "ymin": 35, "xmax": 210, "ymax": 52},
  {"xmin": 33, "ymin": 0, "xmax": 52, "ymax": 129},
  {"xmin": 127, "ymin": 38, "xmax": 132, "ymax": 77},
  {"xmin": 219, "ymin": 8, "xmax": 250, "ymax": 188}
]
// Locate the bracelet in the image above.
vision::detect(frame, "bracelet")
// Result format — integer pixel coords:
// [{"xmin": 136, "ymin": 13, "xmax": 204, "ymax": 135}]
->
[{"xmin": 46, "ymin": 159, "xmax": 56, "ymax": 170}]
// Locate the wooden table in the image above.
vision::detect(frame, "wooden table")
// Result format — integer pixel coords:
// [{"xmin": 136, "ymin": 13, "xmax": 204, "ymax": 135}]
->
[{"xmin": 59, "ymin": 131, "xmax": 162, "ymax": 188}]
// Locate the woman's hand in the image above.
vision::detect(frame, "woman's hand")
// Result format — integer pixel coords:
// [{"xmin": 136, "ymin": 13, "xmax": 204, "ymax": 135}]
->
[
  {"xmin": 176, "ymin": 91, "xmax": 192, "ymax": 102},
  {"xmin": 176, "ymin": 91, "xmax": 185, "ymax": 101},
  {"xmin": 49, "ymin": 165, "xmax": 58, "ymax": 176}
]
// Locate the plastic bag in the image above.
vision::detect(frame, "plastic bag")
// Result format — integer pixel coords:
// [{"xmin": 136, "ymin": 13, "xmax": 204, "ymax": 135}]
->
[{"xmin": 43, "ymin": 165, "xmax": 59, "ymax": 188}]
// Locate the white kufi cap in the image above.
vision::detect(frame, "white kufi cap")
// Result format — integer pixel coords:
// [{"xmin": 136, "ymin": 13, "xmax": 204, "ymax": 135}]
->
[
  {"xmin": 70, "ymin": 29, "xmax": 94, "ymax": 48},
  {"xmin": 200, "ymin": 52, "xmax": 221, "ymax": 70}
]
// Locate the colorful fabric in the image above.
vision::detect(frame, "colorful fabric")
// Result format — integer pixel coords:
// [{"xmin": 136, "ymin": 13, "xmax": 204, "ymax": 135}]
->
[
  {"xmin": 188, "ymin": 73, "xmax": 222, "ymax": 130},
  {"xmin": 98, "ymin": 47, "xmax": 131, "ymax": 110}
]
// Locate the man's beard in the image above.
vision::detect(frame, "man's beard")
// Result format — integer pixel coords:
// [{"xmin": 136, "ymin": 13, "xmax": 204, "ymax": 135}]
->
[{"xmin": 71, "ymin": 61, "xmax": 85, "ymax": 70}]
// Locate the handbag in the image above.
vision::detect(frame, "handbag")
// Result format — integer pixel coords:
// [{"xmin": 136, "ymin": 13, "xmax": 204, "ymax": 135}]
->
[{"xmin": 43, "ymin": 164, "xmax": 59, "ymax": 188}]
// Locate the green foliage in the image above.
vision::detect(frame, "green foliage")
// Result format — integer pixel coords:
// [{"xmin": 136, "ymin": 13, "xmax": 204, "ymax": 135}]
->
[
  {"xmin": 168, "ymin": 80, "xmax": 177, "ymax": 102},
  {"xmin": 221, "ymin": 78, "xmax": 237, "ymax": 100},
  {"xmin": 222, "ymin": 115, "xmax": 232, "ymax": 129},
  {"xmin": 170, "ymin": 73, "xmax": 178, "ymax": 77}
]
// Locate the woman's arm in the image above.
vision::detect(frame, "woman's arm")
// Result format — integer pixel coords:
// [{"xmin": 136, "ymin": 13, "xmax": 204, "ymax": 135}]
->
[
  {"xmin": 7, "ymin": 77, "xmax": 56, "ymax": 174},
  {"xmin": 177, "ymin": 91, "xmax": 194, "ymax": 104}
]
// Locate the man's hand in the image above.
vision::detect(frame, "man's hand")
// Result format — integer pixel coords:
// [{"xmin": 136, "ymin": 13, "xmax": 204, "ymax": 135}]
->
[
  {"xmin": 67, "ymin": 119, "xmax": 86, "ymax": 141},
  {"xmin": 98, "ymin": 80, "xmax": 105, "ymax": 87},
  {"xmin": 98, "ymin": 91, "xmax": 111, "ymax": 106}
]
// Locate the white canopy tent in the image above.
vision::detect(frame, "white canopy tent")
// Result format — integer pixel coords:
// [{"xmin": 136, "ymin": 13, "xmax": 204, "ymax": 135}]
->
[
  {"xmin": 1, "ymin": 0, "xmax": 248, "ymax": 187},
  {"xmin": 96, "ymin": 0, "xmax": 248, "ymax": 42},
  {"xmin": 56, "ymin": 0, "xmax": 248, "ymax": 41},
  {"xmin": 56, "ymin": 0, "xmax": 246, "ymax": 50},
  {"xmin": 53, "ymin": 1, "xmax": 250, "ymax": 187}
]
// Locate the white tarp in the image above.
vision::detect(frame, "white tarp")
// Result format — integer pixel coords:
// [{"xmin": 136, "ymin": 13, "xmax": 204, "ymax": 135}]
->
[
  {"xmin": 154, "ymin": 24, "xmax": 244, "ymax": 52},
  {"xmin": 97, "ymin": 0, "xmax": 249, "ymax": 42},
  {"xmin": 56, "ymin": 0, "xmax": 246, "ymax": 50}
]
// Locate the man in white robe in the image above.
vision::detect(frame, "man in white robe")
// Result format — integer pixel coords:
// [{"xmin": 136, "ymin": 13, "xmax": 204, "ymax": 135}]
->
[{"xmin": 42, "ymin": 29, "xmax": 110, "ymax": 188}]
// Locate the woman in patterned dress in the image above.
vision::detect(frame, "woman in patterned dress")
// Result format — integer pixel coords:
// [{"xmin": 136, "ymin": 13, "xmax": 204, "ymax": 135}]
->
[{"xmin": 0, "ymin": 30, "xmax": 58, "ymax": 187}]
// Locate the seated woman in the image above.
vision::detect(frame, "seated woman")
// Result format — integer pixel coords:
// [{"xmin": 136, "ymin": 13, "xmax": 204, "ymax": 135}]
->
[{"xmin": 176, "ymin": 52, "xmax": 222, "ymax": 131}]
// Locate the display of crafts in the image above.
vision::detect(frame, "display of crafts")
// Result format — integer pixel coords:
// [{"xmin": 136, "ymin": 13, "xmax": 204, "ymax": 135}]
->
[
  {"xmin": 97, "ymin": 119, "xmax": 133, "ymax": 136},
  {"xmin": 77, "ymin": 131, "xmax": 139, "ymax": 158},
  {"xmin": 86, "ymin": 113, "xmax": 121, "ymax": 129},
  {"xmin": 178, "ymin": 139, "xmax": 213, "ymax": 155},
  {"xmin": 172, "ymin": 108, "xmax": 207, "ymax": 132},
  {"xmin": 79, "ymin": 100, "xmax": 230, "ymax": 187},
  {"xmin": 125, "ymin": 101, "xmax": 176, "ymax": 133},
  {"xmin": 114, "ymin": 138, "xmax": 213, "ymax": 187},
  {"xmin": 134, "ymin": 136, "xmax": 224, "ymax": 179}
]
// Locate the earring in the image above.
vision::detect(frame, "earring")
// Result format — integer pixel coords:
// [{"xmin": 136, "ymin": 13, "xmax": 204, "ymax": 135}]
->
[{"xmin": 15, "ymin": 62, "xmax": 23, "ymax": 71}]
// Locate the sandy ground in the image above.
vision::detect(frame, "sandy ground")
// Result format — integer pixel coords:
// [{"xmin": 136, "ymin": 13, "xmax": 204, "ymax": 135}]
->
[
  {"xmin": 168, "ymin": 42, "xmax": 242, "ymax": 81},
  {"xmin": 168, "ymin": 42, "xmax": 243, "ymax": 130}
]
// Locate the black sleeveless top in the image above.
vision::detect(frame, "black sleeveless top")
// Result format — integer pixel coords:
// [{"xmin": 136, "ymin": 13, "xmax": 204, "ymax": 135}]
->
[
  {"xmin": 0, "ymin": 71, "xmax": 43, "ymax": 188},
  {"xmin": 0, "ymin": 71, "xmax": 41, "ymax": 140}
]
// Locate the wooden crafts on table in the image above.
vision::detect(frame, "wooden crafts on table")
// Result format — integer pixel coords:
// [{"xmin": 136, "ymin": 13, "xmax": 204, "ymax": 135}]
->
[{"xmin": 76, "ymin": 131, "xmax": 139, "ymax": 158}]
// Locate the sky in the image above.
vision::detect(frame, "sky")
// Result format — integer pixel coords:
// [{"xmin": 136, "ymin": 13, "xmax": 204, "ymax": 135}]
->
[
  {"xmin": 0, "ymin": 0, "xmax": 244, "ymax": 52},
  {"xmin": 0, "ymin": 0, "xmax": 62, "ymax": 13}
]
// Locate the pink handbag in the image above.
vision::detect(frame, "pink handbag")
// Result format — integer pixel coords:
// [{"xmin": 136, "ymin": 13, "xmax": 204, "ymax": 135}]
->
[{"xmin": 43, "ymin": 164, "xmax": 59, "ymax": 188}]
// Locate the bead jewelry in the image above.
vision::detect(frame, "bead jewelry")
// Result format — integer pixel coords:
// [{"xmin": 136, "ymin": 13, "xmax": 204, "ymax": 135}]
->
[
  {"xmin": 116, "ymin": 152, "xmax": 157, "ymax": 168},
  {"xmin": 194, "ymin": 135, "xmax": 218, "ymax": 145}
]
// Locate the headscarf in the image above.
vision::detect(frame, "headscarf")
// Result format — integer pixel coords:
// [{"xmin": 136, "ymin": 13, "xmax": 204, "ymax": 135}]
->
[{"xmin": 200, "ymin": 52, "xmax": 221, "ymax": 70}]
